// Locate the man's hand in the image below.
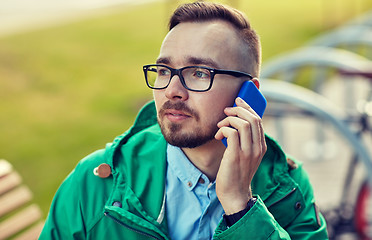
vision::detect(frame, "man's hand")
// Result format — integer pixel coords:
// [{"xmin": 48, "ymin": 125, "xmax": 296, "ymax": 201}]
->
[{"xmin": 214, "ymin": 97, "xmax": 267, "ymax": 214}]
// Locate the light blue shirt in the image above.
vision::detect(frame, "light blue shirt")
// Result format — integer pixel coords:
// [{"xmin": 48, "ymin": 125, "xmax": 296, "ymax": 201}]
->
[{"xmin": 166, "ymin": 144, "xmax": 225, "ymax": 240}]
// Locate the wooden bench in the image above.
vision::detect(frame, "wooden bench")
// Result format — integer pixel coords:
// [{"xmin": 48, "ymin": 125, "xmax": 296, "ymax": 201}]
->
[{"xmin": 0, "ymin": 159, "xmax": 44, "ymax": 240}]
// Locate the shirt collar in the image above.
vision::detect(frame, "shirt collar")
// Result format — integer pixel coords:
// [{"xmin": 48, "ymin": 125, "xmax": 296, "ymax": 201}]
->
[{"xmin": 166, "ymin": 143, "xmax": 203, "ymax": 191}]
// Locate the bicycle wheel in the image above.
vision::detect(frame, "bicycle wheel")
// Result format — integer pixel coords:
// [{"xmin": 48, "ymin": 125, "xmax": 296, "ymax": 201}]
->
[{"xmin": 355, "ymin": 180, "xmax": 372, "ymax": 239}]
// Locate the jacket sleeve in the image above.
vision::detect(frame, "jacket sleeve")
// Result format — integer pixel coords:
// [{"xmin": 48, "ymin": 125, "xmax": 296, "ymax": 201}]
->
[
  {"xmin": 39, "ymin": 150, "xmax": 108, "ymax": 240},
  {"xmin": 213, "ymin": 196, "xmax": 291, "ymax": 239},
  {"xmin": 213, "ymin": 163, "xmax": 328, "ymax": 240}
]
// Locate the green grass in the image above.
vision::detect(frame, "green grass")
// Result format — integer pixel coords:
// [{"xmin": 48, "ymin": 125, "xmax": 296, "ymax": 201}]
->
[{"xmin": 1, "ymin": 0, "xmax": 371, "ymax": 216}]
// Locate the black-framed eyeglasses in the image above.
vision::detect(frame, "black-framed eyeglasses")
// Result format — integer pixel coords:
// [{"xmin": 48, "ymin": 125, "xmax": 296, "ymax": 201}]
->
[{"xmin": 143, "ymin": 64, "xmax": 253, "ymax": 92}]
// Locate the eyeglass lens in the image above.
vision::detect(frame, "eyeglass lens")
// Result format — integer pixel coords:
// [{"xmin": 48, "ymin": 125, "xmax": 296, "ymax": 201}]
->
[{"xmin": 146, "ymin": 65, "xmax": 212, "ymax": 91}]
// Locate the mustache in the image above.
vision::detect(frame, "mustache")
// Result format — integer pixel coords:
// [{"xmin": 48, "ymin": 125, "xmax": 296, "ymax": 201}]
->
[{"xmin": 159, "ymin": 101, "xmax": 199, "ymax": 120}]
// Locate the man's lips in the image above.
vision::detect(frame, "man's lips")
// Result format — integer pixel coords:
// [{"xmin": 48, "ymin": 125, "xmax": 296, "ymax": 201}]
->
[
  {"xmin": 163, "ymin": 109, "xmax": 191, "ymax": 122},
  {"xmin": 159, "ymin": 101, "xmax": 199, "ymax": 122}
]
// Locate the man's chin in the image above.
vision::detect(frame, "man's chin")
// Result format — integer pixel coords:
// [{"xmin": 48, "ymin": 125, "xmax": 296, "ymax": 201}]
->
[
  {"xmin": 158, "ymin": 118, "xmax": 218, "ymax": 148},
  {"xmin": 161, "ymin": 128, "xmax": 215, "ymax": 148},
  {"xmin": 166, "ymin": 136, "xmax": 213, "ymax": 148}
]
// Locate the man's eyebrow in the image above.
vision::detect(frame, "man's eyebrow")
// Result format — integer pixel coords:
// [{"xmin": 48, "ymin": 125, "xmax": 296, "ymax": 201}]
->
[
  {"xmin": 187, "ymin": 57, "xmax": 220, "ymax": 69},
  {"xmin": 155, "ymin": 56, "xmax": 221, "ymax": 69},
  {"xmin": 156, "ymin": 57, "xmax": 170, "ymax": 65}
]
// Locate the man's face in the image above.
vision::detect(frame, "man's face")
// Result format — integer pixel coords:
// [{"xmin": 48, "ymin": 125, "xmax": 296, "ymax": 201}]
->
[{"xmin": 154, "ymin": 20, "xmax": 250, "ymax": 148}]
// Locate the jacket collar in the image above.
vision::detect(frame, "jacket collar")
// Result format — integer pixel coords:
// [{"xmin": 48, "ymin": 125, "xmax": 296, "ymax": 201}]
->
[{"xmin": 105, "ymin": 101, "xmax": 158, "ymax": 168}]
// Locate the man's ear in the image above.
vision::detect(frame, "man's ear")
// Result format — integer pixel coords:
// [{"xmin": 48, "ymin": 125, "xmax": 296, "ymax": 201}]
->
[{"xmin": 252, "ymin": 78, "xmax": 260, "ymax": 89}]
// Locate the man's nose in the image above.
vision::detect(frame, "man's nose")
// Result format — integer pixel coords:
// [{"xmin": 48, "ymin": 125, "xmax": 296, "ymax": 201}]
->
[{"xmin": 164, "ymin": 75, "xmax": 189, "ymax": 100}]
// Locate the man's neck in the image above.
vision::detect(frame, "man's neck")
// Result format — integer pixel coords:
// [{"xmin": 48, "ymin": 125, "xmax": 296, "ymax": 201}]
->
[{"xmin": 182, "ymin": 139, "xmax": 226, "ymax": 181}]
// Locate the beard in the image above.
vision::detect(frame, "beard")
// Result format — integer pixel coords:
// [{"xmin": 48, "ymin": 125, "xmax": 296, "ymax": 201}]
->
[{"xmin": 158, "ymin": 101, "xmax": 220, "ymax": 148}]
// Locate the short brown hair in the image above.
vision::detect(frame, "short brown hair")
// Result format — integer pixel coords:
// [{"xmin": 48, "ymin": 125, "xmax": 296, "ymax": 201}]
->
[{"xmin": 169, "ymin": 1, "xmax": 261, "ymax": 75}]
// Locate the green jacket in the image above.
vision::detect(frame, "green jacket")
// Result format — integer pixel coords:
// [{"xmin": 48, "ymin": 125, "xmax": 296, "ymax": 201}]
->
[{"xmin": 40, "ymin": 101, "xmax": 328, "ymax": 239}]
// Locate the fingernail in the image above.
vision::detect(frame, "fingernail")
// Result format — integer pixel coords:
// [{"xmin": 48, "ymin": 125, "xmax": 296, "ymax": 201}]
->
[{"xmin": 236, "ymin": 97, "xmax": 243, "ymax": 103}]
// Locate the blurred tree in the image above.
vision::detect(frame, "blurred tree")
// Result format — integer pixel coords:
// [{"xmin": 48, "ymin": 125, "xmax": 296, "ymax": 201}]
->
[{"xmin": 227, "ymin": 0, "xmax": 239, "ymax": 8}]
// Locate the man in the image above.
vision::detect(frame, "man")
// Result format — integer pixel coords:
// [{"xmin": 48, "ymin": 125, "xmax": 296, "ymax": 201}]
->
[{"xmin": 40, "ymin": 1, "xmax": 328, "ymax": 239}]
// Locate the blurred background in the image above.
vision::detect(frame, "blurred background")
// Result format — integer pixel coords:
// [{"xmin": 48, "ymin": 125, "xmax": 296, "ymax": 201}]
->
[{"xmin": 1, "ymin": 0, "xmax": 372, "ymax": 239}]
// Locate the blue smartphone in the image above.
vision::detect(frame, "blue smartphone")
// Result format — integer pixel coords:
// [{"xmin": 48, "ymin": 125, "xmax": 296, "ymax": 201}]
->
[{"xmin": 222, "ymin": 81, "xmax": 267, "ymax": 147}]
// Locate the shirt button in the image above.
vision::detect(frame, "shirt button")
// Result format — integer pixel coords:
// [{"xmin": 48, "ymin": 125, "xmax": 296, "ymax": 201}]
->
[
  {"xmin": 187, "ymin": 181, "xmax": 193, "ymax": 187},
  {"xmin": 199, "ymin": 178, "xmax": 205, "ymax": 184},
  {"xmin": 93, "ymin": 163, "xmax": 112, "ymax": 178}
]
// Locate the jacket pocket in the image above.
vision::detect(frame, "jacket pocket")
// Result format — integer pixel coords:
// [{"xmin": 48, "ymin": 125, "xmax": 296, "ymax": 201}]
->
[{"xmin": 267, "ymin": 187, "xmax": 305, "ymax": 228}]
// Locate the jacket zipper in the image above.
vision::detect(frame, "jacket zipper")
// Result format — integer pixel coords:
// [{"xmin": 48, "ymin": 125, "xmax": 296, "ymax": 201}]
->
[
  {"xmin": 267, "ymin": 187, "xmax": 297, "ymax": 208},
  {"xmin": 104, "ymin": 212, "xmax": 162, "ymax": 240}
]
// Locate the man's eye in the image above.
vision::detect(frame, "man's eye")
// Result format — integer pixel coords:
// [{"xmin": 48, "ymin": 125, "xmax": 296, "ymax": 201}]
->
[
  {"xmin": 194, "ymin": 69, "xmax": 210, "ymax": 79},
  {"xmin": 158, "ymin": 68, "xmax": 170, "ymax": 76}
]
